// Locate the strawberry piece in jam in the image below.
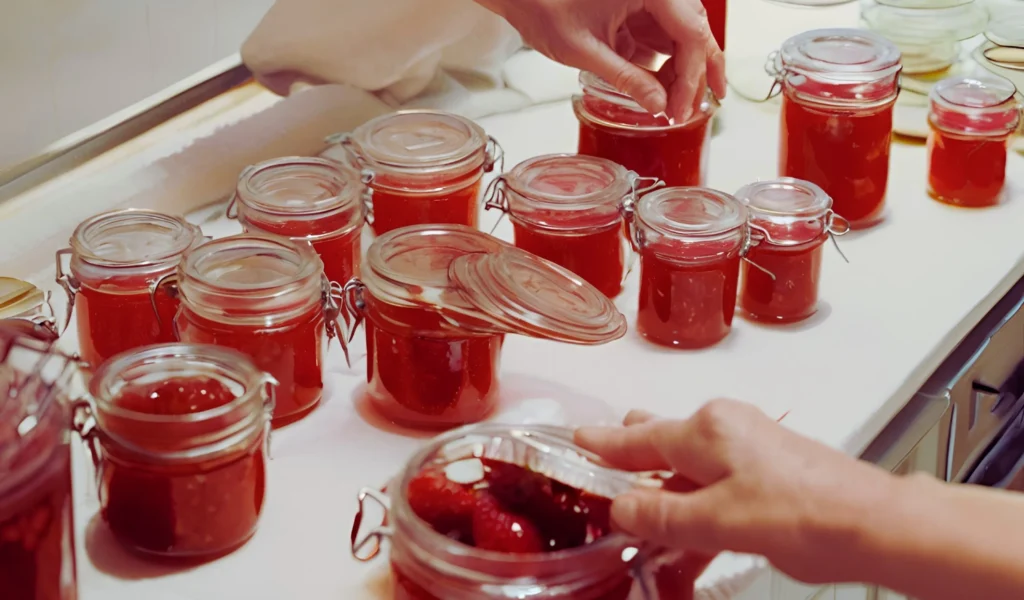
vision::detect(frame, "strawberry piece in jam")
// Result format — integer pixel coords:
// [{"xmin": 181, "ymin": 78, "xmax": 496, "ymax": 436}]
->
[
  {"xmin": 472, "ymin": 494, "xmax": 545, "ymax": 554},
  {"xmin": 406, "ymin": 469, "xmax": 477, "ymax": 543}
]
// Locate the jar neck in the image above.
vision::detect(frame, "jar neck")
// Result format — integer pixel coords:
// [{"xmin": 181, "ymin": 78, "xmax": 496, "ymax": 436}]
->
[
  {"xmin": 781, "ymin": 72, "xmax": 900, "ymax": 109},
  {"xmin": 506, "ymin": 189, "xmax": 625, "ymax": 232},
  {"xmin": 636, "ymin": 219, "xmax": 747, "ymax": 262},
  {"xmin": 574, "ymin": 90, "xmax": 716, "ymax": 132},
  {"xmin": 929, "ymin": 100, "xmax": 1020, "ymax": 137}
]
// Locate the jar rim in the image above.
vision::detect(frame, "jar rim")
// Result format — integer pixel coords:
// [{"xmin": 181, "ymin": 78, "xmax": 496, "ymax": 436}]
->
[
  {"xmin": 181, "ymin": 233, "xmax": 323, "ymax": 293},
  {"xmin": 349, "ymin": 110, "xmax": 487, "ymax": 172},
  {"xmin": 734, "ymin": 178, "xmax": 832, "ymax": 220},
  {"xmin": 505, "ymin": 154, "xmax": 633, "ymax": 210},
  {"xmin": 71, "ymin": 209, "xmax": 200, "ymax": 268},
  {"xmin": 577, "ymin": 71, "xmax": 718, "ymax": 130},
  {"xmin": 637, "ymin": 187, "xmax": 748, "ymax": 238},
  {"xmin": 236, "ymin": 156, "xmax": 364, "ymax": 217},
  {"xmin": 931, "ymin": 74, "xmax": 1018, "ymax": 110},
  {"xmin": 779, "ymin": 28, "xmax": 902, "ymax": 81}
]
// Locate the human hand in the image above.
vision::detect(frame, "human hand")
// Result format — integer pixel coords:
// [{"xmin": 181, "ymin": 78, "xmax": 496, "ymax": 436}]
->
[
  {"xmin": 575, "ymin": 400, "xmax": 900, "ymax": 585},
  {"xmin": 474, "ymin": 0, "xmax": 726, "ymax": 122}
]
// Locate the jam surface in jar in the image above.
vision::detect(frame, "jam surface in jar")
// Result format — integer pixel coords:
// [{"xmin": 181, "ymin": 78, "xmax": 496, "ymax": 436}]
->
[
  {"xmin": 233, "ymin": 157, "xmax": 366, "ymax": 285},
  {"xmin": 175, "ymin": 234, "xmax": 327, "ymax": 427},
  {"xmin": 574, "ymin": 72, "xmax": 715, "ymax": 187},
  {"xmin": 927, "ymin": 75, "xmax": 1021, "ymax": 208},
  {"xmin": 633, "ymin": 188, "xmax": 748, "ymax": 349},
  {"xmin": 343, "ymin": 111, "xmax": 494, "ymax": 235},
  {"xmin": 776, "ymin": 29, "xmax": 902, "ymax": 229},
  {"xmin": 60, "ymin": 209, "xmax": 202, "ymax": 368},
  {"xmin": 90, "ymin": 344, "xmax": 271, "ymax": 559},
  {"xmin": 500, "ymin": 154, "xmax": 637, "ymax": 298}
]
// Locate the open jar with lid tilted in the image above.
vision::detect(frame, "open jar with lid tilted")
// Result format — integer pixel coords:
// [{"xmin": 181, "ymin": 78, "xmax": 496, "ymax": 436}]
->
[
  {"xmin": 630, "ymin": 187, "xmax": 749, "ymax": 349},
  {"xmin": 573, "ymin": 72, "xmax": 717, "ymax": 187},
  {"xmin": 75, "ymin": 343, "xmax": 275, "ymax": 559},
  {"xmin": 342, "ymin": 224, "xmax": 626, "ymax": 429},
  {"xmin": 350, "ymin": 423, "xmax": 667, "ymax": 600},
  {"xmin": 328, "ymin": 110, "xmax": 502, "ymax": 235},
  {"xmin": 172, "ymin": 234, "xmax": 341, "ymax": 428},
  {"xmin": 55, "ymin": 209, "xmax": 203, "ymax": 368},
  {"xmin": 772, "ymin": 29, "xmax": 902, "ymax": 229},
  {"xmin": 927, "ymin": 75, "xmax": 1021, "ymax": 207},
  {"xmin": 735, "ymin": 178, "xmax": 849, "ymax": 324},
  {"xmin": 230, "ymin": 156, "xmax": 367, "ymax": 286},
  {"xmin": 486, "ymin": 154, "xmax": 662, "ymax": 298}
]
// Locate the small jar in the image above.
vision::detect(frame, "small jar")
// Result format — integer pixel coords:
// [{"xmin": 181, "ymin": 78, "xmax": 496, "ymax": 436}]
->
[
  {"xmin": 861, "ymin": 0, "xmax": 987, "ymax": 75},
  {"xmin": 174, "ymin": 234, "xmax": 331, "ymax": 427},
  {"xmin": 632, "ymin": 187, "xmax": 748, "ymax": 349},
  {"xmin": 774, "ymin": 29, "xmax": 903, "ymax": 229},
  {"xmin": 232, "ymin": 157, "xmax": 366, "ymax": 286},
  {"xmin": 489, "ymin": 154, "xmax": 654, "ymax": 298},
  {"xmin": 81, "ymin": 343, "xmax": 274, "ymax": 559},
  {"xmin": 331, "ymin": 110, "xmax": 501, "ymax": 236},
  {"xmin": 347, "ymin": 224, "xmax": 626, "ymax": 429},
  {"xmin": 927, "ymin": 75, "xmax": 1021, "ymax": 208},
  {"xmin": 56, "ymin": 209, "xmax": 203, "ymax": 368},
  {"xmin": 0, "ymin": 327, "xmax": 78, "ymax": 600},
  {"xmin": 573, "ymin": 72, "xmax": 717, "ymax": 187},
  {"xmin": 735, "ymin": 178, "xmax": 847, "ymax": 323},
  {"xmin": 350, "ymin": 424, "xmax": 650, "ymax": 600}
]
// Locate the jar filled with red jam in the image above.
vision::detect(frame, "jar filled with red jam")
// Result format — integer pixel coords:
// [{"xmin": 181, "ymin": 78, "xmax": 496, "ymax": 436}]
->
[
  {"xmin": 350, "ymin": 424, "xmax": 657, "ymax": 600},
  {"xmin": 82, "ymin": 343, "xmax": 274, "ymax": 559},
  {"xmin": 489, "ymin": 154, "xmax": 654, "ymax": 298},
  {"xmin": 232, "ymin": 156, "xmax": 367, "ymax": 285},
  {"xmin": 927, "ymin": 74, "xmax": 1021, "ymax": 208},
  {"xmin": 0, "ymin": 325, "xmax": 78, "ymax": 600},
  {"xmin": 735, "ymin": 178, "xmax": 846, "ymax": 324},
  {"xmin": 332, "ymin": 110, "xmax": 500, "ymax": 235},
  {"xmin": 175, "ymin": 234, "xmax": 330, "ymax": 427},
  {"xmin": 56, "ymin": 209, "xmax": 203, "ymax": 368},
  {"xmin": 573, "ymin": 72, "xmax": 717, "ymax": 187},
  {"xmin": 632, "ymin": 187, "xmax": 749, "ymax": 349},
  {"xmin": 774, "ymin": 29, "xmax": 902, "ymax": 229},
  {"xmin": 346, "ymin": 224, "xmax": 626, "ymax": 429}
]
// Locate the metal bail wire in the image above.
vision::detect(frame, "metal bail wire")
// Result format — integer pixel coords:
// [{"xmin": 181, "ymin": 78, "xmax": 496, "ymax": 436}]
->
[
  {"xmin": 260, "ymin": 373, "xmax": 279, "ymax": 459},
  {"xmin": 350, "ymin": 487, "xmax": 393, "ymax": 562},
  {"xmin": 742, "ymin": 224, "xmax": 777, "ymax": 281},
  {"xmin": 732, "ymin": 50, "xmax": 785, "ymax": 104},
  {"xmin": 225, "ymin": 164, "xmax": 256, "ymax": 220},
  {"xmin": 482, "ymin": 175, "xmax": 510, "ymax": 235},
  {"xmin": 484, "ymin": 135, "xmax": 505, "ymax": 174},
  {"xmin": 54, "ymin": 248, "xmax": 80, "ymax": 334},
  {"xmin": 826, "ymin": 210, "xmax": 852, "ymax": 264},
  {"xmin": 323, "ymin": 278, "xmax": 352, "ymax": 368},
  {"xmin": 70, "ymin": 399, "xmax": 102, "ymax": 470},
  {"xmin": 148, "ymin": 272, "xmax": 180, "ymax": 332}
]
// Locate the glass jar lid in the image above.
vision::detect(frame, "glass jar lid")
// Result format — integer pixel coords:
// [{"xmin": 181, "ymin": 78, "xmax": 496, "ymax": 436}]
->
[
  {"xmin": 929, "ymin": 74, "xmax": 1021, "ymax": 134},
  {"xmin": 862, "ymin": 0, "xmax": 988, "ymax": 43},
  {"xmin": 576, "ymin": 71, "xmax": 718, "ymax": 129},
  {"xmin": 236, "ymin": 157, "xmax": 364, "ymax": 216},
  {"xmin": 635, "ymin": 187, "xmax": 747, "ymax": 239},
  {"xmin": 71, "ymin": 209, "xmax": 201, "ymax": 269},
  {"xmin": 779, "ymin": 28, "xmax": 902, "ymax": 83},
  {"xmin": 349, "ymin": 110, "xmax": 488, "ymax": 172},
  {"xmin": 734, "ymin": 178, "xmax": 834, "ymax": 247},
  {"xmin": 506, "ymin": 154, "xmax": 632, "ymax": 208}
]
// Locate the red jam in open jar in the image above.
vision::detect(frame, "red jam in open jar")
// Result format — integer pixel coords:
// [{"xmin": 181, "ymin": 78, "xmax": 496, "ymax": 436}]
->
[
  {"xmin": 336, "ymin": 110, "xmax": 499, "ymax": 235},
  {"xmin": 175, "ymin": 234, "xmax": 329, "ymax": 427},
  {"xmin": 0, "ymin": 327, "xmax": 78, "ymax": 600},
  {"xmin": 927, "ymin": 74, "xmax": 1021, "ymax": 208},
  {"xmin": 233, "ymin": 156, "xmax": 366, "ymax": 285},
  {"xmin": 349, "ymin": 225, "xmax": 626, "ymax": 429},
  {"xmin": 493, "ymin": 154, "xmax": 646, "ymax": 298},
  {"xmin": 85, "ymin": 343, "xmax": 272, "ymax": 559},
  {"xmin": 736, "ymin": 178, "xmax": 843, "ymax": 324},
  {"xmin": 56, "ymin": 209, "xmax": 202, "ymax": 368},
  {"xmin": 776, "ymin": 29, "xmax": 902, "ymax": 229},
  {"xmin": 351, "ymin": 424, "xmax": 648, "ymax": 600},
  {"xmin": 574, "ymin": 72, "xmax": 716, "ymax": 187},
  {"xmin": 633, "ymin": 187, "xmax": 748, "ymax": 349}
]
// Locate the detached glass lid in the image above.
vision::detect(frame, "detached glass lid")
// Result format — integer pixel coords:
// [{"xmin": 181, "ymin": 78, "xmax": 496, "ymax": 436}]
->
[
  {"xmin": 350, "ymin": 110, "xmax": 487, "ymax": 170},
  {"xmin": 984, "ymin": 18, "xmax": 1024, "ymax": 71}
]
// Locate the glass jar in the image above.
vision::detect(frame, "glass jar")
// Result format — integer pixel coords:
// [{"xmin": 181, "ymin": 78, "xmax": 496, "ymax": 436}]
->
[
  {"xmin": 488, "ymin": 154, "xmax": 657, "ymax": 298},
  {"xmin": 79, "ymin": 343, "xmax": 274, "ymax": 559},
  {"xmin": 774, "ymin": 29, "xmax": 902, "ymax": 229},
  {"xmin": 350, "ymin": 423, "xmax": 652, "ymax": 600},
  {"xmin": 232, "ymin": 156, "xmax": 367, "ymax": 286},
  {"xmin": 56, "ymin": 209, "xmax": 203, "ymax": 368},
  {"xmin": 735, "ymin": 178, "xmax": 848, "ymax": 323},
  {"xmin": 0, "ymin": 325, "xmax": 78, "ymax": 600},
  {"xmin": 174, "ymin": 234, "xmax": 332, "ymax": 428},
  {"xmin": 632, "ymin": 187, "xmax": 748, "ymax": 349},
  {"xmin": 927, "ymin": 75, "xmax": 1021, "ymax": 207},
  {"xmin": 573, "ymin": 72, "xmax": 718, "ymax": 187},
  {"xmin": 345, "ymin": 224, "xmax": 626, "ymax": 429},
  {"xmin": 330, "ymin": 110, "xmax": 501, "ymax": 236},
  {"xmin": 861, "ymin": 0, "xmax": 987, "ymax": 75}
]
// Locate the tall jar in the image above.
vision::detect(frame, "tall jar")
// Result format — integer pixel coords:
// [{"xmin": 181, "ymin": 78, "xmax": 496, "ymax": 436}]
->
[
  {"xmin": 232, "ymin": 157, "xmax": 367, "ymax": 286},
  {"xmin": 174, "ymin": 234, "xmax": 332, "ymax": 427},
  {"xmin": 56, "ymin": 209, "xmax": 203, "ymax": 368},
  {"xmin": 774, "ymin": 29, "xmax": 902, "ymax": 229},
  {"xmin": 0, "ymin": 325, "xmax": 78, "ymax": 600},
  {"xmin": 927, "ymin": 74, "xmax": 1021, "ymax": 208},
  {"xmin": 330, "ymin": 110, "xmax": 501, "ymax": 235},
  {"xmin": 346, "ymin": 224, "xmax": 626, "ymax": 429},
  {"xmin": 573, "ymin": 72, "xmax": 717, "ymax": 187},
  {"xmin": 488, "ymin": 154, "xmax": 655, "ymax": 298},
  {"xmin": 735, "ymin": 178, "xmax": 847, "ymax": 324},
  {"xmin": 80, "ymin": 343, "xmax": 274, "ymax": 559},
  {"xmin": 632, "ymin": 187, "xmax": 748, "ymax": 349},
  {"xmin": 350, "ymin": 424, "xmax": 651, "ymax": 600}
]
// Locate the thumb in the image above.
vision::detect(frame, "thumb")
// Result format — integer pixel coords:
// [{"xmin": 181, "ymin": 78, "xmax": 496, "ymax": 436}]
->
[
  {"xmin": 576, "ymin": 35, "xmax": 667, "ymax": 115},
  {"xmin": 611, "ymin": 488, "xmax": 726, "ymax": 554}
]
